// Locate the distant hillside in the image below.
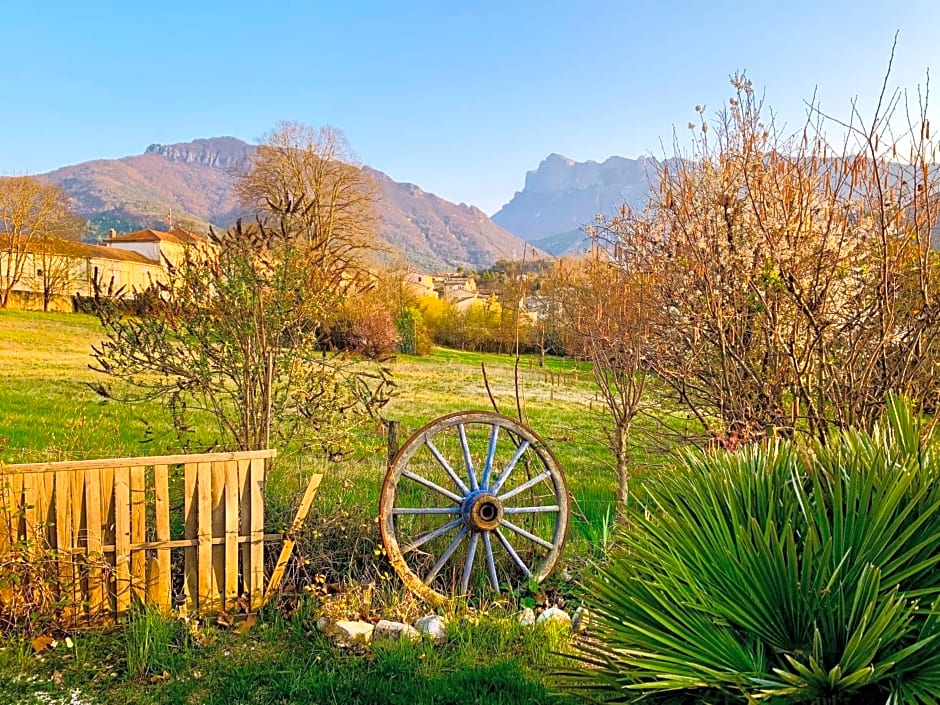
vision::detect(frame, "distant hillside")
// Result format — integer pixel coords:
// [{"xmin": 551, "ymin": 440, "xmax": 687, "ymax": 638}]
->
[
  {"xmin": 367, "ymin": 168, "xmax": 535, "ymax": 271},
  {"xmin": 492, "ymin": 153, "xmax": 664, "ymax": 255},
  {"xmin": 41, "ymin": 137, "xmax": 537, "ymax": 271}
]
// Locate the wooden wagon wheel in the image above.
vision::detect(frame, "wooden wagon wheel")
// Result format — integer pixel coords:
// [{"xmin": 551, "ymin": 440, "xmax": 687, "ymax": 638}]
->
[{"xmin": 379, "ymin": 411, "xmax": 569, "ymax": 604}]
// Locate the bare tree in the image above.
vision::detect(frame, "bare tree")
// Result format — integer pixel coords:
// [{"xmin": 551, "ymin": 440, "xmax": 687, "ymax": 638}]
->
[
  {"xmin": 552, "ymin": 224, "xmax": 656, "ymax": 515},
  {"xmin": 599, "ymin": 67, "xmax": 940, "ymax": 443},
  {"xmin": 0, "ymin": 177, "xmax": 79, "ymax": 308},
  {"xmin": 235, "ymin": 122, "xmax": 379, "ymax": 282}
]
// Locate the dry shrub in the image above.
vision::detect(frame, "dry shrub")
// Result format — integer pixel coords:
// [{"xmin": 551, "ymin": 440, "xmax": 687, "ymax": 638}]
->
[{"xmin": 0, "ymin": 533, "xmax": 102, "ymax": 634}]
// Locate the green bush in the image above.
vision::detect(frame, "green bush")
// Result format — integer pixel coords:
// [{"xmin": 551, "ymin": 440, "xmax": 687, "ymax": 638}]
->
[
  {"xmin": 396, "ymin": 306, "xmax": 432, "ymax": 355},
  {"xmin": 564, "ymin": 398, "xmax": 940, "ymax": 704}
]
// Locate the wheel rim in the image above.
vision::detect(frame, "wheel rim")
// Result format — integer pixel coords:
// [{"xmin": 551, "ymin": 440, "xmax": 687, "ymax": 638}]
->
[{"xmin": 379, "ymin": 411, "xmax": 570, "ymax": 604}]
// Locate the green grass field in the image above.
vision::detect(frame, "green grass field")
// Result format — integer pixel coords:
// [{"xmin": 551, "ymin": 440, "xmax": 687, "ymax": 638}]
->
[{"xmin": 0, "ymin": 310, "xmax": 666, "ymax": 705}]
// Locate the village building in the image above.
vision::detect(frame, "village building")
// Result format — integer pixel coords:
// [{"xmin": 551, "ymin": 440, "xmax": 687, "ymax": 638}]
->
[
  {"xmin": 0, "ymin": 227, "xmax": 211, "ymax": 312},
  {"xmin": 104, "ymin": 227, "xmax": 213, "ymax": 268},
  {"xmin": 403, "ymin": 272, "xmax": 436, "ymax": 299}
]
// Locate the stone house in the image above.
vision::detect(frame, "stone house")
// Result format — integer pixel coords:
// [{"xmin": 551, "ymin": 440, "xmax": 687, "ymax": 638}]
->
[{"xmin": 0, "ymin": 227, "xmax": 211, "ymax": 312}]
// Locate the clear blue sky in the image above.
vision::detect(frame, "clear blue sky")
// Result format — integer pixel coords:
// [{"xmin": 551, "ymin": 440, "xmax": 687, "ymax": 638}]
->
[{"xmin": 1, "ymin": 1, "xmax": 937, "ymax": 214}]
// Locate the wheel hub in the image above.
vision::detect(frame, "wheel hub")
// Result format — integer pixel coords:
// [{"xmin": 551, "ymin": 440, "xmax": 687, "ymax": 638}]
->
[{"xmin": 461, "ymin": 490, "xmax": 504, "ymax": 531}]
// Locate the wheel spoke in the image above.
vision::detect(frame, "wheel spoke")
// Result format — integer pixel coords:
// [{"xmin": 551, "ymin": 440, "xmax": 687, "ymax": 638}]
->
[
  {"xmin": 480, "ymin": 424, "xmax": 499, "ymax": 488},
  {"xmin": 425, "ymin": 437, "xmax": 470, "ymax": 495},
  {"xmin": 402, "ymin": 518, "xmax": 462, "ymax": 553},
  {"xmin": 482, "ymin": 531, "xmax": 499, "ymax": 591},
  {"xmin": 460, "ymin": 532, "xmax": 480, "ymax": 594},
  {"xmin": 490, "ymin": 440, "xmax": 530, "ymax": 493},
  {"xmin": 502, "ymin": 505, "xmax": 560, "ymax": 514},
  {"xmin": 424, "ymin": 526, "xmax": 469, "ymax": 585},
  {"xmin": 393, "ymin": 507, "xmax": 462, "ymax": 515},
  {"xmin": 495, "ymin": 528, "xmax": 533, "ymax": 579},
  {"xmin": 498, "ymin": 470, "xmax": 551, "ymax": 501},
  {"xmin": 382, "ymin": 411, "xmax": 569, "ymax": 604},
  {"xmin": 501, "ymin": 518, "xmax": 555, "ymax": 550},
  {"xmin": 402, "ymin": 469, "xmax": 463, "ymax": 503},
  {"xmin": 458, "ymin": 423, "xmax": 479, "ymax": 490}
]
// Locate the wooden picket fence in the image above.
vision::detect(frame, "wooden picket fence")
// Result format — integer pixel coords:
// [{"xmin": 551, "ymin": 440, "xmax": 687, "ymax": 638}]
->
[{"xmin": 0, "ymin": 449, "xmax": 322, "ymax": 625}]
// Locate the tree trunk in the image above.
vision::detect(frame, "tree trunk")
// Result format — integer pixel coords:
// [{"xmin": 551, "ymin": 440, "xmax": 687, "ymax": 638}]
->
[{"xmin": 615, "ymin": 420, "xmax": 630, "ymax": 523}]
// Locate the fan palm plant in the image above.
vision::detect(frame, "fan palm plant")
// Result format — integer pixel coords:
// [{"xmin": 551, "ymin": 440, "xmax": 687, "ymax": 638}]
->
[{"xmin": 563, "ymin": 397, "xmax": 940, "ymax": 704}]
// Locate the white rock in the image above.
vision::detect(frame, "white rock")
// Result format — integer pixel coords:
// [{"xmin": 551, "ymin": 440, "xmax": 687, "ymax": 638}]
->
[
  {"xmin": 333, "ymin": 620, "xmax": 375, "ymax": 644},
  {"xmin": 373, "ymin": 619, "xmax": 420, "ymax": 641},
  {"xmin": 571, "ymin": 605, "xmax": 589, "ymax": 633},
  {"xmin": 517, "ymin": 607, "xmax": 536, "ymax": 627},
  {"xmin": 316, "ymin": 616, "xmax": 331, "ymax": 632},
  {"xmin": 414, "ymin": 615, "xmax": 447, "ymax": 641},
  {"xmin": 536, "ymin": 606, "xmax": 572, "ymax": 628}
]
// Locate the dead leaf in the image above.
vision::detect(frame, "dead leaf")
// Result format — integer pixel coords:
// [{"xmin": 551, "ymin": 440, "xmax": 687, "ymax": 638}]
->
[
  {"xmin": 236, "ymin": 614, "xmax": 257, "ymax": 634},
  {"xmin": 31, "ymin": 635, "xmax": 53, "ymax": 653}
]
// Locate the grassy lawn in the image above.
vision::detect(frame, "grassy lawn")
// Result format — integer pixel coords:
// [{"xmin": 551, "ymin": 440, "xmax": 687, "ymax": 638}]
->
[
  {"xmin": 1, "ymin": 607, "xmax": 577, "ymax": 704},
  {"xmin": 0, "ymin": 309, "xmax": 665, "ymax": 704}
]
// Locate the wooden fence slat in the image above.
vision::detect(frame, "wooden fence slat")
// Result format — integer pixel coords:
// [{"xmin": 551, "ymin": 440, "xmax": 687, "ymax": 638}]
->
[
  {"xmin": 113, "ymin": 466, "xmax": 131, "ymax": 617},
  {"xmin": 150, "ymin": 464, "xmax": 171, "ymax": 612},
  {"xmin": 41, "ymin": 472, "xmax": 55, "ymax": 547},
  {"xmin": 183, "ymin": 462, "xmax": 197, "ymax": 608},
  {"xmin": 224, "ymin": 460, "xmax": 239, "ymax": 611},
  {"xmin": 22, "ymin": 472, "xmax": 40, "ymax": 542},
  {"xmin": 0, "ymin": 474, "xmax": 12, "ymax": 554},
  {"xmin": 98, "ymin": 467, "xmax": 115, "ymax": 614},
  {"xmin": 69, "ymin": 469, "xmax": 85, "ymax": 623},
  {"xmin": 83, "ymin": 468, "xmax": 105, "ymax": 618},
  {"xmin": 210, "ymin": 461, "xmax": 226, "ymax": 609},
  {"xmin": 249, "ymin": 456, "xmax": 265, "ymax": 610},
  {"xmin": 54, "ymin": 470, "xmax": 74, "ymax": 621},
  {"xmin": 130, "ymin": 465, "xmax": 146, "ymax": 603},
  {"xmin": 197, "ymin": 461, "xmax": 213, "ymax": 612},
  {"xmin": 262, "ymin": 473, "xmax": 322, "ymax": 607},
  {"xmin": 5, "ymin": 449, "xmax": 276, "ymax": 474},
  {"xmin": 238, "ymin": 459, "xmax": 250, "ymax": 595}
]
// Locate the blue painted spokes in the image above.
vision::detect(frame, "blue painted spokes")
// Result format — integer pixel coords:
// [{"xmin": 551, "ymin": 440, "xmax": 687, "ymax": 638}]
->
[{"xmin": 387, "ymin": 414, "xmax": 567, "ymax": 598}]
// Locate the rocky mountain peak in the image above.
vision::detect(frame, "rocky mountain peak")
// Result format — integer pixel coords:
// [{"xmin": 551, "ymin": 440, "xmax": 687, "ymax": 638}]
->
[
  {"xmin": 492, "ymin": 153, "xmax": 662, "ymax": 250},
  {"xmin": 144, "ymin": 137, "xmax": 253, "ymax": 169}
]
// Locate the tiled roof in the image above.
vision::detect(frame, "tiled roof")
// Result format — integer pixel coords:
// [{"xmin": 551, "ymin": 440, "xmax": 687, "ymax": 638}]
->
[
  {"xmin": 107, "ymin": 227, "xmax": 209, "ymax": 246},
  {"xmin": 0, "ymin": 234, "xmax": 159, "ymax": 265}
]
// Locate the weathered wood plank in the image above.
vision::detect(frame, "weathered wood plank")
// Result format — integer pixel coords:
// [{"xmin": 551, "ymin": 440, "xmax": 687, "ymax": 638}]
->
[
  {"xmin": 262, "ymin": 473, "xmax": 322, "ymax": 607},
  {"xmin": 98, "ymin": 466, "xmax": 115, "ymax": 615},
  {"xmin": 98, "ymin": 533, "xmax": 283, "ymax": 552},
  {"xmin": 40, "ymin": 472, "xmax": 55, "ymax": 547},
  {"xmin": 53, "ymin": 470, "xmax": 74, "ymax": 620},
  {"xmin": 238, "ymin": 458, "xmax": 250, "ymax": 596},
  {"xmin": 21, "ymin": 472, "xmax": 39, "ymax": 543},
  {"xmin": 83, "ymin": 468, "xmax": 105, "ymax": 618},
  {"xmin": 69, "ymin": 469, "xmax": 85, "ymax": 624},
  {"xmin": 5, "ymin": 450, "xmax": 276, "ymax": 474},
  {"xmin": 224, "ymin": 460, "xmax": 239, "ymax": 611},
  {"xmin": 249, "ymin": 457, "xmax": 265, "ymax": 610},
  {"xmin": 152, "ymin": 464, "xmax": 171, "ymax": 612},
  {"xmin": 197, "ymin": 461, "xmax": 213, "ymax": 612},
  {"xmin": 210, "ymin": 461, "xmax": 226, "ymax": 608},
  {"xmin": 130, "ymin": 465, "xmax": 146, "ymax": 603},
  {"xmin": 183, "ymin": 462, "xmax": 197, "ymax": 609},
  {"xmin": 113, "ymin": 466, "xmax": 131, "ymax": 617}
]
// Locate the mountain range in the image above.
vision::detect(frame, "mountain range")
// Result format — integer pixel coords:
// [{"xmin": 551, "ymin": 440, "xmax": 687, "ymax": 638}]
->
[
  {"xmin": 40, "ymin": 138, "xmax": 539, "ymax": 272},
  {"xmin": 38, "ymin": 136, "xmax": 668, "ymax": 266}
]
